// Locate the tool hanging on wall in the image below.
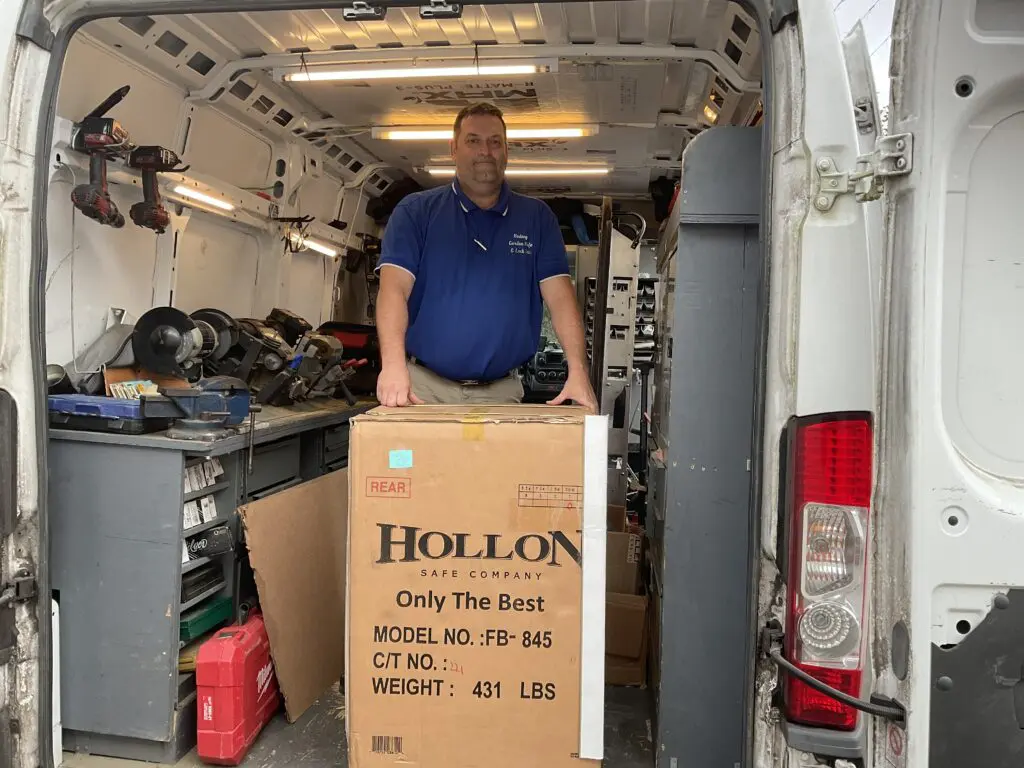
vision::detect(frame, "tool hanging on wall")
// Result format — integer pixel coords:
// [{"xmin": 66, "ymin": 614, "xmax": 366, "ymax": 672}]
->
[
  {"xmin": 126, "ymin": 145, "xmax": 190, "ymax": 234},
  {"xmin": 69, "ymin": 85, "xmax": 134, "ymax": 228}
]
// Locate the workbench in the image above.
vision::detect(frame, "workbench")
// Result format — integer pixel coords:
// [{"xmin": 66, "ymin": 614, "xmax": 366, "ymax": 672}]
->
[{"xmin": 48, "ymin": 398, "xmax": 372, "ymax": 764}]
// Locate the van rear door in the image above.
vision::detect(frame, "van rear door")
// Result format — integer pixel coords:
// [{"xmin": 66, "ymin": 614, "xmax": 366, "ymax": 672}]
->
[
  {"xmin": 873, "ymin": 2, "xmax": 1024, "ymax": 767},
  {"xmin": 0, "ymin": 4, "xmax": 54, "ymax": 768}
]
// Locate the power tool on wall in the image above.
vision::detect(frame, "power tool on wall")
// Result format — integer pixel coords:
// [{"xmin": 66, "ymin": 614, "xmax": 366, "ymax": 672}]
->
[
  {"xmin": 127, "ymin": 145, "xmax": 190, "ymax": 234},
  {"xmin": 69, "ymin": 85, "xmax": 133, "ymax": 228}
]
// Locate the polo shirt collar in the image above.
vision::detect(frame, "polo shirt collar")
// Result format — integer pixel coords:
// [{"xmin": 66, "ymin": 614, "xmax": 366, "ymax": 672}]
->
[{"xmin": 452, "ymin": 177, "xmax": 510, "ymax": 217}]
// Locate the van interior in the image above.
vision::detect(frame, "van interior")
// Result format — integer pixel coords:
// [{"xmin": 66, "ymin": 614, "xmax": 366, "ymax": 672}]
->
[{"xmin": 43, "ymin": 2, "xmax": 767, "ymax": 766}]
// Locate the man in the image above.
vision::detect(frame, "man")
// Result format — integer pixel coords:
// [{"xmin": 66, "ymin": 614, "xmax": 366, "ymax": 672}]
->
[{"xmin": 374, "ymin": 101, "xmax": 599, "ymax": 413}]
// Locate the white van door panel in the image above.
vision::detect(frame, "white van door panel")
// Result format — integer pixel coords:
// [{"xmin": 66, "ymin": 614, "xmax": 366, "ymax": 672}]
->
[
  {"xmin": 840, "ymin": 21, "xmax": 885, "ymax": 320},
  {"xmin": 875, "ymin": 2, "xmax": 1024, "ymax": 767},
  {"xmin": 754, "ymin": 2, "xmax": 885, "ymax": 763},
  {"xmin": 790, "ymin": 2, "xmax": 876, "ymax": 418},
  {"xmin": 0, "ymin": 4, "xmax": 54, "ymax": 768}
]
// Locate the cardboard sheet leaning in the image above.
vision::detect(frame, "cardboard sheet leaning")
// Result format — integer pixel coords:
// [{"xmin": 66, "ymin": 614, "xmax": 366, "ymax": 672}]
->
[{"xmin": 346, "ymin": 405, "xmax": 607, "ymax": 768}]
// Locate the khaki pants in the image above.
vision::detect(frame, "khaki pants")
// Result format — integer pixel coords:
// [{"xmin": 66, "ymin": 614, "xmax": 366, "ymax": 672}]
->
[{"xmin": 407, "ymin": 361, "xmax": 524, "ymax": 405}]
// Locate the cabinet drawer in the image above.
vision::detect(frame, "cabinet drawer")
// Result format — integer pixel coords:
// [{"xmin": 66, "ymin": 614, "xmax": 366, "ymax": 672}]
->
[
  {"xmin": 323, "ymin": 424, "xmax": 350, "ymax": 469},
  {"xmin": 245, "ymin": 437, "xmax": 301, "ymax": 498},
  {"xmin": 324, "ymin": 423, "xmax": 349, "ymax": 451}
]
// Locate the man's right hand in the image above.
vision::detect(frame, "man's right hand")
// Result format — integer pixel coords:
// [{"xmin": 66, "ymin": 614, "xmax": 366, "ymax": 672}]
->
[{"xmin": 376, "ymin": 363, "xmax": 424, "ymax": 407}]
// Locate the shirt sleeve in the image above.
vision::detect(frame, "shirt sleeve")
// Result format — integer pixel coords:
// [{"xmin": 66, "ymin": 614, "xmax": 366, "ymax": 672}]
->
[
  {"xmin": 535, "ymin": 203, "xmax": 571, "ymax": 283},
  {"xmin": 376, "ymin": 200, "xmax": 422, "ymax": 279}
]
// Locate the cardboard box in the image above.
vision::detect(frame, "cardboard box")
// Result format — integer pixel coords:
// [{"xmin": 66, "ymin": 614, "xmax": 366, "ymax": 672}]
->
[
  {"xmin": 607, "ymin": 504, "xmax": 627, "ymax": 533},
  {"xmin": 239, "ymin": 469, "xmax": 349, "ymax": 722},
  {"xmin": 605, "ymin": 593, "xmax": 648, "ymax": 688},
  {"xmin": 606, "ymin": 531, "xmax": 642, "ymax": 595},
  {"xmin": 346, "ymin": 406, "xmax": 607, "ymax": 768}
]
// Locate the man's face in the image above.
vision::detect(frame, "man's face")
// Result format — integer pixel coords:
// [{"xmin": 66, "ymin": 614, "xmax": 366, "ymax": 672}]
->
[{"xmin": 451, "ymin": 113, "xmax": 508, "ymax": 190}]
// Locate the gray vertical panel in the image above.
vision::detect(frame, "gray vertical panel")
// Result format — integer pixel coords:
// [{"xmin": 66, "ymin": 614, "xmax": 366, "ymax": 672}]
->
[
  {"xmin": 653, "ymin": 126, "xmax": 762, "ymax": 766},
  {"xmin": 49, "ymin": 441, "xmax": 183, "ymax": 741},
  {"xmin": 658, "ymin": 226, "xmax": 759, "ymax": 764}
]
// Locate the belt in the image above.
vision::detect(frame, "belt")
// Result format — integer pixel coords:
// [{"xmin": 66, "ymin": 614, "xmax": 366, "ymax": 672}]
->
[{"xmin": 408, "ymin": 356, "xmax": 507, "ymax": 386}]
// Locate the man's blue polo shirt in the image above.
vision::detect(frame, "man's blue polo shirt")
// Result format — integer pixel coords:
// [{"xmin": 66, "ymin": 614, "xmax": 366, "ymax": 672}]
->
[{"xmin": 376, "ymin": 178, "xmax": 570, "ymax": 382}]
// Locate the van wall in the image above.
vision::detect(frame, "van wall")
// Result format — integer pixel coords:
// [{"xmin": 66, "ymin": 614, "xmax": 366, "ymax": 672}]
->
[{"xmin": 45, "ymin": 34, "xmax": 379, "ymax": 366}]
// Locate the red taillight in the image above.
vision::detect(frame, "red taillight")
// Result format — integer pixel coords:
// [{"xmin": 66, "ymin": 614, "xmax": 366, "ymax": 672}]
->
[{"xmin": 784, "ymin": 415, "xmax": 872, "ymax": 730}]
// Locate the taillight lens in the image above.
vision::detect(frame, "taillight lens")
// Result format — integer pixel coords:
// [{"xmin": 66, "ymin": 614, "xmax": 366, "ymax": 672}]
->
[{"xmin": 784, "ymin": 415, "xmax": 872, "ymax": 730}]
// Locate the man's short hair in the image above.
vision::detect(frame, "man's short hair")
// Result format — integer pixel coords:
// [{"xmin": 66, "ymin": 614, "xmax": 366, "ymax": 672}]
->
[{"xmin": 453, "ymin": 102, "xmax": 507, "ymax": 140}]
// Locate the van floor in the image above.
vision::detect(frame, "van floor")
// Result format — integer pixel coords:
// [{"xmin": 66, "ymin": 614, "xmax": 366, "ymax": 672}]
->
[{"xmin": 61, "ymin": 685, "xmax": 653, "ymax": 767}]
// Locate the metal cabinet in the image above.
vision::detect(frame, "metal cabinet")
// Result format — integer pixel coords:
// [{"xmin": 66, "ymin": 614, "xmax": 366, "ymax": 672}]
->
[{"xmin": 49, "ymin": 400, "xmax": 367, "ymax": 763}]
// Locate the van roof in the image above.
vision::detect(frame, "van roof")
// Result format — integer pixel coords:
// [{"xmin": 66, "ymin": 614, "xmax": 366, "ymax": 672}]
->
[{"xmin": 79, "ymin": 1, "xmax": 764, "ymax": 199}]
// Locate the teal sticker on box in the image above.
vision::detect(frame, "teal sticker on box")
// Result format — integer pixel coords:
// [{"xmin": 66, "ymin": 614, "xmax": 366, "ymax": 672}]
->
[{"xmin": 389, "ymin": 449, "xmax": 413, "ymax": 469}]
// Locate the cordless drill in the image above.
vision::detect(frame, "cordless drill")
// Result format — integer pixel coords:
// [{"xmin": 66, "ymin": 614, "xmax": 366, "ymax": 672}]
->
[
  {"xmin": 127, "ymin": 146, "xmax": 188, "ymax": 234},
  {"xmin": 70, "ymin": 85, "xmax": 132, "ymax": 228}
]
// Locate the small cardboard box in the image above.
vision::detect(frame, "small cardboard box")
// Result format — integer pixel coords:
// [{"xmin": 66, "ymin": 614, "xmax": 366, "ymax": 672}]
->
[
  {"xmin": 607, "ymin": 504, "xmax": 627, "ymax": 533},
  {"xmin": 604, "ymin": 515, "xmax": 648, "ymax": 689},
  {"xmin": 346, "ymin": 406, "xmax": 608, "ymax": 768},
  {"xmin": 606, "ymin": 531, "xmax": 642, "ymax": 595},
  {"xmin": 605, "ymin": 593, "xmax": 648, "ymax": 688}
]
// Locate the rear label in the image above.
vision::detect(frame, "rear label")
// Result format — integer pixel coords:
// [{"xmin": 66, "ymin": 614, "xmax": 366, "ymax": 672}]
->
[{"xmin": 366, "ymin": 477, "xmax": 412, "ymax": 498}]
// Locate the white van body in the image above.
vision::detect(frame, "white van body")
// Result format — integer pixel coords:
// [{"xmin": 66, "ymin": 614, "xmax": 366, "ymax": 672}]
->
[{"xmin": 0, "ymin": 1, "xmax": 1021, "ymax": 767}]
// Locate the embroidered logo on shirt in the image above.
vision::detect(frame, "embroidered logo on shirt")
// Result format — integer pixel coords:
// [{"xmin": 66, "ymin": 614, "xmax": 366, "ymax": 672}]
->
[{"xmin": 509, "ymin": 233, "xmax": 534, "ymax": 256}]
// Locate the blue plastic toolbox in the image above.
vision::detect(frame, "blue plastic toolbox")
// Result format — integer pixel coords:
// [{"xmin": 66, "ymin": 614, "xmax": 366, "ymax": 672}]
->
[{"xmin": 48, "ymin": 394, "xmax": 172, "ymax": 434}]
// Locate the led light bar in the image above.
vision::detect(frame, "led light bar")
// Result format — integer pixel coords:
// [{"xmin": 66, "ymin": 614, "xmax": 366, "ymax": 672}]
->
[
  {"xmin": 302, "ymin": 237, "xmax": 339, "ymax": 257},
  {"xmin": 288, "ymin": 231, "xmax": 340, "ymax": 257},
  {"xmin": 372, "ymin": 126, "xmax": 598, "ymax": 141},
  {"xmin": 172, "ymin": 185, "xmax": 234, "ymax": 211},
  {"xmin": 426, "ymin": 167, "xmax": 611, "ymax": 177},
  {"xmin": 283, "ymin": 62, "xmax": 551, "ymax": 83}
]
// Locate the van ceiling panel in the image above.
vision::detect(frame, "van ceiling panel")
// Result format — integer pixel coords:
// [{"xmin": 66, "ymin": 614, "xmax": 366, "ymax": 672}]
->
[
  {"xmin": 78, "ymin": 0, "xmax": 761, "ymax": 197},
  {"xmin": 285, "ymin": 63, "xmax": 664, "ymax": 125},
  {"xmin": 189, "ymin": 1, "xmax": 727, "ymax": 52}
]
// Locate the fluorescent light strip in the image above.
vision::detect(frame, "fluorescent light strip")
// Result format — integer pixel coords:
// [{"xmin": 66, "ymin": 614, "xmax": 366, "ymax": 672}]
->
[
  {"xmin": 303, "ymin": 238, "xmax": 339, "ymax": 257},
  {"xmin": 173, "ymin": 185, "xmax": 235, "ymax": 211},
  {"xmin": 288, "ymin": 231, "xmax": 339, "ymax": 257},
  {"xmin": 427, "ymin": 167, "xmax": 611, "ymax": 177},
  {"xmin": 286, "ymin": 64, "xmax": 540, "ymax": 83},
  {"xmin": 374, "ymin": 127, "xmax": 595, "ymax": 141}
]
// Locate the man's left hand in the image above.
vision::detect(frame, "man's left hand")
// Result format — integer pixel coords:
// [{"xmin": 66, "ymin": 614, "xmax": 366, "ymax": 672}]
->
[{"xmin": 547, "ymin": 369, "xmax": 599, "ymax": 414}]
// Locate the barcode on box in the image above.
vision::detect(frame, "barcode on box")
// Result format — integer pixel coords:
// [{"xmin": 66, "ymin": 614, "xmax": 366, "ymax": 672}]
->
[{"xmin": 371, "ymin": 736, "xmax": 404, "ymax": 755}]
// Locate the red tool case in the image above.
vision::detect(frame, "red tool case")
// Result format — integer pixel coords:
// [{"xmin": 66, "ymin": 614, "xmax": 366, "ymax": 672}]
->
[{"xmin": 195, "ymin": 612, "xmax": 280, "ymax": 765}]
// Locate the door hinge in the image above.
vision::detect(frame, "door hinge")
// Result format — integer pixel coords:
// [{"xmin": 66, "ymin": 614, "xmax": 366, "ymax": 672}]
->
[
  {"xmin": 0, "ymin": 571, "xmax": 36, "ymax": 664},
  {"xmin": 0, "ymin": 572, "xmax": 37, "ymax": 608},
  {"xmin": 813, "ymin": 133, "xmax": 914, "ymax": 212}
]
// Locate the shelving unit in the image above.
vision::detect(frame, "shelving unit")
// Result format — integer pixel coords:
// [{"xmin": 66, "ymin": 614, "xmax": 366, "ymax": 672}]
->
[
  {"xmin": 48, "ymin": 399, "xmax": 370, "ymax": 764},
  {"xmin": 634, "ymin": 275, "xmax": 658, "ymax": 367}
]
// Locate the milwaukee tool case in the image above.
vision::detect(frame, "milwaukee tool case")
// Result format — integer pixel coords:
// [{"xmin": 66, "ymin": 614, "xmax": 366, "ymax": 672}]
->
[
  {"xmin": 346, "ymin": 405, "xmax": 608, "ymax": 768},
  {"xmin": 196, "ymin": 612, "xmax": 281, "ymax": 765}
]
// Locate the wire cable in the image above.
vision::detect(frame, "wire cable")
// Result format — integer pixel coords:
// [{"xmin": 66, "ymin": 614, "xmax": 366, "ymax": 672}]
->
[{"xmin": 768, "ymin": 650, "xmax": 905, "ymax": 721}]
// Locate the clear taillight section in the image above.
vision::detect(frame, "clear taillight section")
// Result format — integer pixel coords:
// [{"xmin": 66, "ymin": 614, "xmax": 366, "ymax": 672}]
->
[{"xmin": 784, "ymin": 415, "xmax": 872, "ymax": 731}]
